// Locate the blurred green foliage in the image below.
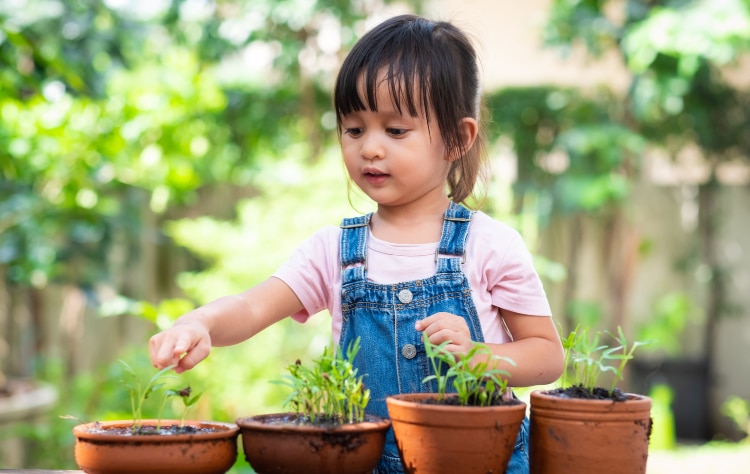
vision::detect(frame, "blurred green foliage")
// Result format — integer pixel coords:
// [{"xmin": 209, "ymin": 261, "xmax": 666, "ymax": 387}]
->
[
  {"xmin": 487, "ymin": 0, "xmax": 750, "ymax": 338},
  {"xmin": 485, "ymin": 86, "xmax": 646, "ymax": 220},
  {"xmin": 544, "ymin": 0, "xmax": 750, "ymax": 156},
  {"xmin": 0, "ymin": 0, "xmax": 421, "ymax": 289},
  {"xmin": 722, "ymin": 395, "xmax": 750, "ymax": 442},
  {"xmin": 637, "ymin": 291, "xmax": 701, "ymax": 358}
]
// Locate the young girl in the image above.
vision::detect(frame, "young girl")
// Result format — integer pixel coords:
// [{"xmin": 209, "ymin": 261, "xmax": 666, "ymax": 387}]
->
[{"xmin": 149, "ymin": 14, "xmax": 563, "ymax": 474}]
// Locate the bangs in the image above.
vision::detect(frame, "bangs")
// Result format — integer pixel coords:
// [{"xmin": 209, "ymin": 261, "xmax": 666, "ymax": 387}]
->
[{"xmin": 334, "ymin": 21, "xmax": 434, "ymax": 124}]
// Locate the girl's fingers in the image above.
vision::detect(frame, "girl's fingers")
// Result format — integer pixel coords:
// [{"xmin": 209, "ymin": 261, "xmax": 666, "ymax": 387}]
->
[
  {"xmin": 149, "ymin": 334, "xmax": 173, "ymax": 369},
  {"xmin": 416, "ymin": 312, "xmax": 473, "ymax": 353},
  {"xmin": 417, "ymin": 313, "xmax": 469, "ymax": 336},
  {"xmin": 416, "ymin": 312, "xmax": 460, "ymax": 332},
  {"xmin": 176, "ymin": 339, "xmax": 210, "ymax": 373},
  {"xmin": 149, "ymin": 331, "xmax": 195, "ymax": 370},
  {"xmin": 149, "ymin": 322, "xmax": 212, "ymax": 372},
  {"xmin": 172, "ymin": 333, "xmax": 194, "ymax": 358}
]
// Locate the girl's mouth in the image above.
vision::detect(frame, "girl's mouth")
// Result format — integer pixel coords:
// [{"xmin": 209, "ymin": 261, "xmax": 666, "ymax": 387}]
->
[{"xmin": 364, "ymin": 171, "xmax": 389, "ymax": 185}]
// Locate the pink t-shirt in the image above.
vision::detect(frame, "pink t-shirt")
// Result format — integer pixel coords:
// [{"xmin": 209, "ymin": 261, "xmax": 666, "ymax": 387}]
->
[{"xmin": 272, "ymin": 211, "xmax": 552, "ymax": 345}]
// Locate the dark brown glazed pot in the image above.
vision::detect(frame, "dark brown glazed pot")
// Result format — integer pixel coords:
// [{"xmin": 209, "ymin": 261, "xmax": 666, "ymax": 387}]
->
[
  {"xmin": 73, "ymin": 419, "xmax": 239, "ymax": 474},
  {"xmin": 236, "ymin": 413, "xmax": 391, "ymax": 474},
  {"xmin": 529, "ymin": 390, "xmax": 652, "ymax": 474},
  {"xmin": 386, "ymin": 393, "xmax": 527, "ymax": 474}
]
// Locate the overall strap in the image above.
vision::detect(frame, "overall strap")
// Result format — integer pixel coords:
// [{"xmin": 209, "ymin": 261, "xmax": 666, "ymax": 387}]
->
[
  {"xmin": 436, "ymin": 202, "xmax": 473, "ymax": 273},
  {"xmin": 339, "ymin": 213, "xmax": 372, "ymax": 284}
]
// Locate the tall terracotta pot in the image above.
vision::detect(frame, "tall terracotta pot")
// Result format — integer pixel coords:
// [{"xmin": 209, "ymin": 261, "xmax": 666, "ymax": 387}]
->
[
  {"xmin": 236, "ymin": 413, "xmax": 391, "ymax": 474},
  {"xmin": 73, "ymin": 419, "xmax": 239, "ymax": 474},
  {"xmin": 529, "ymin": 390, "xmax": 652, "ymax": 474},
  {"xmin": 386, "ymin": 393, "xmax": 527, "ymax": 474}
]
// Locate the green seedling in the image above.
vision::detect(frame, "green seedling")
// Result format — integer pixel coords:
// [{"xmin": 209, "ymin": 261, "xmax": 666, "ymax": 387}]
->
[
  {"xmin": 120, "ymin": 360, "xmax": 177, "ymax": 433},
  {"xmin": 273, "ymin": 337, "xmax": 369, "ymax": 425},
  {"xmin": 560, "ymin": 325, "xmax": 647, "ymax": 393},
  {"xmin": 607, "ymin": 326, "xmax": 648, "ymax": 391},
  {"xmin": 421, "ymin": 332, "xmax": 515, "ymax": 406},
  {"xmin": 165, "ymin": 385, "xmax": 203, "ymax": 428}
]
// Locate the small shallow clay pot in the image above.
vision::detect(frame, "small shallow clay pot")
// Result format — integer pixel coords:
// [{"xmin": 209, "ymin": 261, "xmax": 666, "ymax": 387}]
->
[
  {"xmin": 73, "ymin": 419, "xmax": 239, "ymax": 474},
  {"xmin": 529, "ymin": 390, "xmax": 652, "ymax": 474},
  {"xmin": 236, "ymin": 413, "xmax": 391, "ymax": 474},
  {"xmin": 386, "ymin": 393, "xmax": 527, "ymax": 474}
]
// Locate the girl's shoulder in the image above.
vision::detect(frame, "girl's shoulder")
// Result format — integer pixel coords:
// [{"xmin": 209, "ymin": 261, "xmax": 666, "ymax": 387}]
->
[
  {"xmin": 469, "ymin": 211, "xmax": 523, "ymax": 244},
  {"xmin": 304, "ymin": 224, "xmax": 341, "ymax": 250},
  {"xmin": 466, "ymin": 212, "xmax": 541, "ymax": 288}
]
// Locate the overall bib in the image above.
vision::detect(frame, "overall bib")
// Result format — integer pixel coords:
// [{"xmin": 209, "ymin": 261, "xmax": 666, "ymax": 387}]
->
[{"xmin": 338, "ymin": 202, "xmax": 529, "ymax": 474}]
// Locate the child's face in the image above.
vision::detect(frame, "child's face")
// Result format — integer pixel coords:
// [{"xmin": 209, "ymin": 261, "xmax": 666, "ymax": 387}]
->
[{"xmin": 339, "ymin": 72, "xmax": 452, "ymax": 209}]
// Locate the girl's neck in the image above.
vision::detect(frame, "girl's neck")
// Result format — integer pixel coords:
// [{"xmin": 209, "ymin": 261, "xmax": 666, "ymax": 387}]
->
[{"xmin": 370, "ymin": 199, "xmax": 451, "ymax": 244}]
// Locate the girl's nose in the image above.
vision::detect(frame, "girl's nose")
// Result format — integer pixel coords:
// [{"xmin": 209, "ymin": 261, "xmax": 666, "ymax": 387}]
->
[{"xmin": 360, "ymin": 133, "xmax": 384, "ymax": 160}]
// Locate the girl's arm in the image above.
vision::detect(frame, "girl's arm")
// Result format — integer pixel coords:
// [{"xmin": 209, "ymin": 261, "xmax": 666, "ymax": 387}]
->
[
  {"xmin": 488, "ymin": 310, "xmax": 564, "ymax": 387},
  {"xmin": 416, "ymin": 310, "xmax": 564, "ymax": 387},
  {"xmin": 149, "ymin": 277, "xmax": 303, "ymax": 373}
]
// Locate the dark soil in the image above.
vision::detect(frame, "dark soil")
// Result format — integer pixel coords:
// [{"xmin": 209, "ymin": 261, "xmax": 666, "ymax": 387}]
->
[
  {"xmin": 545, "ymin": 384, "xmax": 630, "ymax": 401},
  {"xmin": 418, "ymin": 394, "xmax": 524, "ymax": 407},
  {"xmin": 257, "ymin": 413, "xmax": 384, "ymax": 429},
  {"xmin": 87, "ymin": 423, "xmax": 219, "ymax": 436}
]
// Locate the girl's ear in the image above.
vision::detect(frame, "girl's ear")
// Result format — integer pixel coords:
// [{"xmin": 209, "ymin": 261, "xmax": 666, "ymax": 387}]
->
[{"xmin": 448, "ymin": 117, "xmax": 479, "ymax": 161}]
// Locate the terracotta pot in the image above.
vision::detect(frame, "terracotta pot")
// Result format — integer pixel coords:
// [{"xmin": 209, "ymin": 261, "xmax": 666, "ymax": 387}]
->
[
  {"xmin": 529, "ymin": 390, "xmax": 652, "ymax": 474},
  {"xmin": 73, "ymin": 419, "xmax": 239, "ymax": 474},
  {"xmin": 236, "ymin": 413, "xmax": 391, "ymax": 474},
  {"xmin": 386, "ymin": 393, "xmax": 527, "ymax": 474}
]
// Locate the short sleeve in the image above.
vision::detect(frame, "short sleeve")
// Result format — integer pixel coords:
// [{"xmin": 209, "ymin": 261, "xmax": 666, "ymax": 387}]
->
[
  {"xmin": 272, "ymin": 226, "xmax": 341, "ymax": 323},
  {"xmin": 468, "ymin": 212, "xmax": 552, "ymax": 317}
]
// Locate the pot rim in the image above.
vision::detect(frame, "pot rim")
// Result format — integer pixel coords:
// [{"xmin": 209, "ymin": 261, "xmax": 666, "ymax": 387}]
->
[
  {"xmin": 236, "ymin": 412, "xmax": 391, "ymax": 433},
  {"xmin": 386, "ymin": 392, "xmax": 526, "ymax": 410},
  {"xmin": 529, "ymin": 389, "xmax": 652, "ymax": 414},
  {"xmin": 531, "ymin": 389, "xmax": 651, "ymax": 402},
  {"xmin": 73, "ymin": 419, "xmax": 239, "ymax": 441}
]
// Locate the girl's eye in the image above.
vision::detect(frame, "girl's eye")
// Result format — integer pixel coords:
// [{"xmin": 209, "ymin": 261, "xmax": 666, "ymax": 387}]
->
[
  {"xmin": 344, "ymin": 128, "xmax": 363, "ymax": 137},
  {"xmin": 387, "ymin": 128, "xmax": 407, "ymax": 137}
]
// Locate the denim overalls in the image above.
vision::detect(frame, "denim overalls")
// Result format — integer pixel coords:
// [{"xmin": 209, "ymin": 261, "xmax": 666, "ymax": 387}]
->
[{"xmin": 338, "ymin": 202, "xmax": 530, "ymax": 474}]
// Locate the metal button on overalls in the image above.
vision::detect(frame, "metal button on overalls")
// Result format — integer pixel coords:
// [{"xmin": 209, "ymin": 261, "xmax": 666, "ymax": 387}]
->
[
  {"xmin": 401, "ymin": 344, "xmax": 417, "ymax": 359},
  {"xmin": 397, "ymin": 289, "xmax": 413, "ymax": 304}
]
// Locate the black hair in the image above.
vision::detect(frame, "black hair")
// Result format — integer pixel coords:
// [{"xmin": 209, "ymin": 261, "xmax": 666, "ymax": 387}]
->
[{"xmin": 334, "ymin": 14, "xmax": 487, "ymax": 203}]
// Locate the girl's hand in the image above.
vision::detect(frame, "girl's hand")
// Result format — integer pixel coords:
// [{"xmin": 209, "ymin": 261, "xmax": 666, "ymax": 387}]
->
[
  {"xmin": 415, "ymin": 312, "xmax": 473, "ymax": 355},
  {"xmin": 149, "ymin": 320, "xmax": 211, "ymax": 374}
]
